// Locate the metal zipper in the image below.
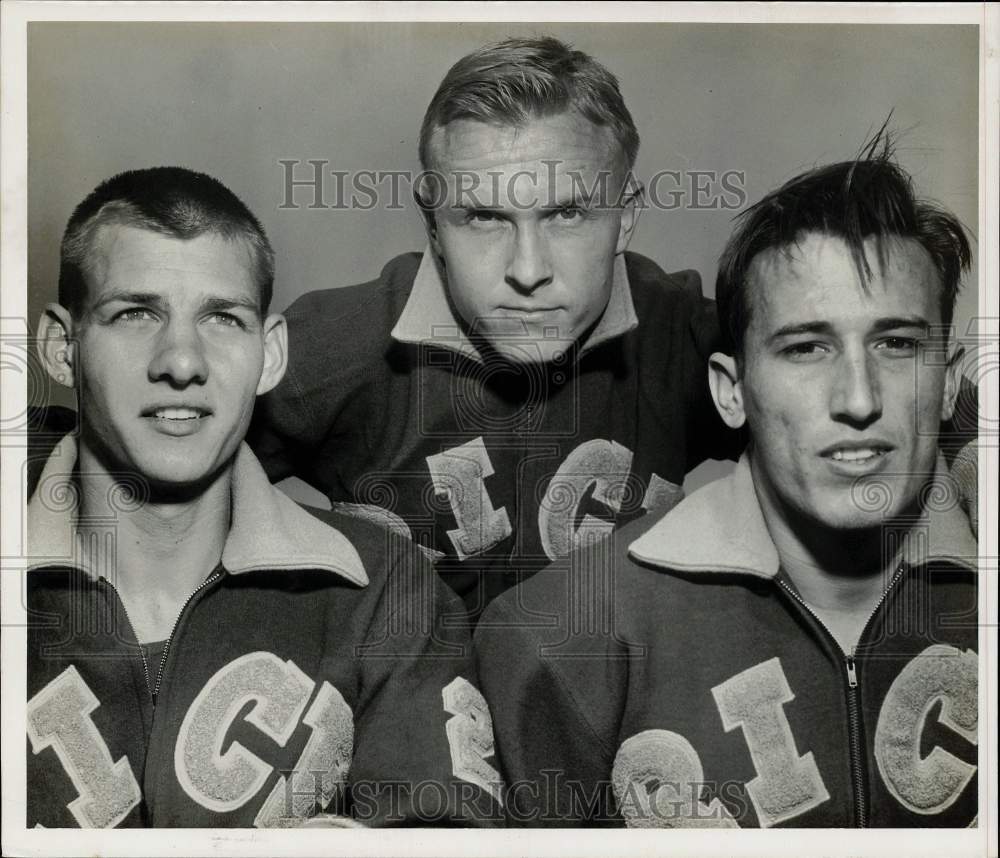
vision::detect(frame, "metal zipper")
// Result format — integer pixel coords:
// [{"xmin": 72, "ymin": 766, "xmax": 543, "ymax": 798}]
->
[
  {"xmin": 100, "ymin": 578, "xmax": 153, "ymax": 697},
  {"xmin": 775, "ymin": 563, "xmax": 906, "ymax": 828},
  {"xmin": 151, "ymin": 570, "xmax": 223, "ymax": 703},
  {"xmin": 845, "ymin": 656, "xmax": 858, "ymax": 688},
  {"xmin": 845, "ymin": 666, "xmax": 866, "ymax": 826},
  {"xmin": 855, "ymin": 563, "xmax": 907, "ymax": 645},
  {"xmin": 102, "ymin": 570, "xmax": 222, "ymax": 705}
]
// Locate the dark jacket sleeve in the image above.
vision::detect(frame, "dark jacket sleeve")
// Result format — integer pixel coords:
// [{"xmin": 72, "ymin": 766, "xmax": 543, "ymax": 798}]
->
[
  {"xmin": 248, "ymin": 255, "xmax": 418, "ymax": 496},
  {"xmin": 474, "ymin": 559, "xmax": 628, "ymax": 826},
  {"xmin": 345, "ymin": 536, "xmax": 505, "ymax": 826}
]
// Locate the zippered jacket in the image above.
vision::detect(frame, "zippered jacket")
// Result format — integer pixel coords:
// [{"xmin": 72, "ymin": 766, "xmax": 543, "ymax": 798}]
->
[
  {"xmin": 248, "ymin": 250, "xmax": 736, "ymax": 618},
  {"xmin": 474, "ymin": 455, "xmax": 979, "ymax": 827},
  {"xmin": 26, "ymin": 437, "xmax": 504, "ymax": 828}
]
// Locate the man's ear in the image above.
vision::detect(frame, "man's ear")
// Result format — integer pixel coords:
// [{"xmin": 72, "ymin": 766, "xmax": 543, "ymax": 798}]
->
[
  {"xmin": 615, "ymin": 177, "xmax": 643, "ymax": 255},
  {"xmin": 36, "ymin": 304, "xmax": 76, "ymax": 390},
  {"xmin": 256, "ymin": 314, "xmax": 288, "ymax": 396},
  {"xmin": 940, "ymin": 342, "xmax": 965, "ymax": 423},
  {"xmin": 414, "ymin": 176, "xmax": 444, "ymax": 262},
  {"xmin": 708, "ymin": 352, "xmax": 747, "ymax": 429},
  {"xmin": 417, "ymin": 196, "xmax": 441, "ymax": 254}
]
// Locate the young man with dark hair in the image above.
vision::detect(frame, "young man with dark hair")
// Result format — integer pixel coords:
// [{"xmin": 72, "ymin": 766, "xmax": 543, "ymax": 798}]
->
[
  {"xmin": 250, "ymin": 36, "xmax": 736, "ymax": 619},
  {"xmin": 27, "ymin": 167, "xmax": 502, "ymax": 828},
  {"xmin": 474, "ymin": 137, "xmax": 979, "ymax": 827}
]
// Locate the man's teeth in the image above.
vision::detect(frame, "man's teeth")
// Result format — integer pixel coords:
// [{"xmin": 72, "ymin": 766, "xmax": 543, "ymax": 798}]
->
[
  {"xmin": 831, "ymin": 448, "xmax": 883, "ymax": 462},
  {"xmin": 155, "ymin": 408, "xmax": 204, "ymax": 420}
]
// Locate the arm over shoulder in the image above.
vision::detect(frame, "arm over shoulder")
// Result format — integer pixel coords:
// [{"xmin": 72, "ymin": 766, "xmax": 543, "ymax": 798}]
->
[
  {"xmin": 248, "ymin": 254, "xmax": 420, "ymax": 488},
  {"xmin": 474, "ymin": 556, "xmax": 630, "ymax": 826},
  {"xmin": 346, "ymin": 534, "xmax": 505, "ymax": 826}
]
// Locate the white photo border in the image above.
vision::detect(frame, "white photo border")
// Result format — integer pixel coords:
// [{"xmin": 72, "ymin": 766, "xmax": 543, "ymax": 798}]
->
[{"xmin": 2, "ymin": 3, "xmax": 997, "ymax": 857}]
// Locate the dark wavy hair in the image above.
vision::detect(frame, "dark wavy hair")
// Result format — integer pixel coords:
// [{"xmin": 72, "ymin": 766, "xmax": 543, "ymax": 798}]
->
[
  {"xmin": 59, "ymin": 167, "xmax": 274, "ymax": 317},
  {"xmin": 715, "ymin": 127, "xmax": 972, "ymax": 358}
]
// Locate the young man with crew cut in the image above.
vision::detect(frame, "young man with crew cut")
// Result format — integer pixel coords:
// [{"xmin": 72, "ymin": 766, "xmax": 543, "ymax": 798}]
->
[
  {"xmin": 474, "ymin": 138, "xmax": 979, "ymax": 828},
  {"xmin": 26, "ymin": 167, "xmax": 502, "ymax": 828}
]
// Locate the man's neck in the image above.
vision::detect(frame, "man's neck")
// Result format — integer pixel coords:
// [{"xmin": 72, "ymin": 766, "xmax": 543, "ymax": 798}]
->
[
  {"xmin": 76, "ymin": 445, "xmax": 232, "ymax": 642},
  {"xmin": 751, "ymin": 464, "xmax": 903, "ymax": 655}
]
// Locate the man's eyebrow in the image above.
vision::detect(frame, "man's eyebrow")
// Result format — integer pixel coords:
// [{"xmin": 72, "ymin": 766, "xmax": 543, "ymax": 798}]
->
[
  {"xmin": 451, "ymin": 203, "xmax": 502, "ymax": 213},
  {"xmin": 91, "ymin": 290, "xmax": 164, "ymax": 309},
  {"xmin": 200, "ymin": 296, "xmax": 261, "ymax": 314},
  {"xmin": 768, "ymin": 316, "xmax": 933, "ymax": 343},
  {"xmin": 542, "ymin": 189, "xmax": 596, "ymax": 209},
  {"xmin": 870, "ymin": 315, "xmax": 931, "ymax": 333},
  {"xmin": 450, "ymin": 190, "xmax": 595, "ymax": 213},
  {"xmin": 91, "ymin": 291, "xmax": 261, "ymax": 314},
  {"xmin": 768, "ymin": 321, "xmax": 834, "ymax": 342}
]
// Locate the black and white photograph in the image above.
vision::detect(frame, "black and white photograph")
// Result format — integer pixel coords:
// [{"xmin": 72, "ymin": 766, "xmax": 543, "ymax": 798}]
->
[{"xmin": 1, "ymin": 2, "xmax": 996, "ymax": 856}]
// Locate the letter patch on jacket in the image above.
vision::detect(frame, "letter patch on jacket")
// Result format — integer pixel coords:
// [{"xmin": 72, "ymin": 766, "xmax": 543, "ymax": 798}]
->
[
  {"xmin": 426, "ymin": 438, "xmax": 512, "ymax": 559},
  {"xmin": 27, "ymin": 666, "xmax": 141, "ymax": 828},
  {"xmin": 874, "ymin": 645, "xmax": 978, "ymax": 815},
  {"xmin": 539, "ymin": 439, "xmax": 633, "ymax": 560},
  {"xmin": 711, "ymin": 657, "xmax": 829, "ymax": 826},
  {"xmin": 612, "ymin": 729, "xmax": 739, "ymax": 828},
  {"xmin": 175, "ymin": 652, "xmax": 315, "ymax": 813},
  {"xmin": 253, "ymin": 680, "xmax": 354, "ymax": 827},
  {"xmin": 442, "ymin": 677, "xmax": 503, "ymax": 805}
]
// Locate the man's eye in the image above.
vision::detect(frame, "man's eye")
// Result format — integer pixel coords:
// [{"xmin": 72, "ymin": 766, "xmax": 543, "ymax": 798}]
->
[
  {"xmin": 112, "ymin": 308, "xmax": 157, "ymax": 324},
  {"xmin": 469, "ymin": 211, "xmax": 500, "ymax": 224},
  {"xmin": 207, "ymin": 312, "xmax": 245, "ymax": 328},
  {"xmin": 876, "ymin": 336, "xmax": 918, "ymax": 354},
  {"xmin": 553, "ymin": 207, "xmax": 584, "ymax": 222},
  {"xmin": 782, "ymin": 341, "xmax": 827, "ymax": 359}
]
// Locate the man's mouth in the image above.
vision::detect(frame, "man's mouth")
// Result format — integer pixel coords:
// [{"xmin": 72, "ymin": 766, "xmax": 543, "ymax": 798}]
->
[
  {"xmin": 500, "ymin": 305, "xmax": 558, "ymax": 311},
  {"xmin": 829, "ymin": 447, "xmax": 888, "ymax": 463},
  {"xmin": 820, "ymin": 440, "xmax": 895, "ymax": 469},
  {"xmin": 143, "ymin": 406, "xmax": 211, "ymax": 421}
]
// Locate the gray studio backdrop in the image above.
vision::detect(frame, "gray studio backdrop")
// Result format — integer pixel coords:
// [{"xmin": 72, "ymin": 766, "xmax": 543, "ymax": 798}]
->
[{"xmin": 26, "ymin": 21, "xmax": 980, "ymax": 498}]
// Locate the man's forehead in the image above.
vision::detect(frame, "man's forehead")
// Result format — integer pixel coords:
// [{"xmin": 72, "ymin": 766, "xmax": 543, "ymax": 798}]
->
[
  {"xmin": 424, "ymin": 114, "xmax": 628, "ymax": 210},
  {"xmin": 87, "ymin": 223, "xmax": 256, "ymax": 298},
  {"xmin": 746, "ymin": 233, "xmax": 942, "ymax": 323},
  {"xmin": 428, "ymin": 112, "xmax": 622, "ymax": 174}
]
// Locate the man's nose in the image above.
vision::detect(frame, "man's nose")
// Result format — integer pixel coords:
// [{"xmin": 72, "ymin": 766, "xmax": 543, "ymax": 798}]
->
[
  {"xmin": 147, "ymin": 320, "xmax": 209, "ymax": 387},
  {"xmin": 505, "ymin": 224, "xmax": 553, "ymax": 294},
  {"xmin": 830, "ymin": 348, "xmax": 882, "ymax": 427}
]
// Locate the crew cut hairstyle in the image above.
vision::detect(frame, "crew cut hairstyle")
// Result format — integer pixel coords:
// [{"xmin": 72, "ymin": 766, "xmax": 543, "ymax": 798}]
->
[
  {"xmin": 418, "ymin": 36, "xmax": 640, "ymax": 172},
  {"xmin": 59, "ymin": 166, "xmax": 275, "ymax": 317},
  {"xmin": 715, "ymin": 129, "xmax": 972, "ymax": 358}
]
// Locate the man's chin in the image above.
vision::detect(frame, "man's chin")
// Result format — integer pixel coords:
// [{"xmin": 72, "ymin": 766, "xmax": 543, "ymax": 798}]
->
[
  {"xmin": 126, "ymin": 454, "xmax": 233, "ymax": 502},
  {"xmin": 803, "ymin": 498, "xmax": 914, "ymax": 540},
  {"xmin": 825, "ymin": 513, "xmax": 896, "ymax": 536},
  {"xmin": 478, "ymin": 334, "xmax": 577, "ymax": 366}
]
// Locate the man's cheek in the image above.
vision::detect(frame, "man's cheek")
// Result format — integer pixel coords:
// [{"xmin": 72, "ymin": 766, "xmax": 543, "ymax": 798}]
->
[
  {"xmin": 79, "ymin": 372, "xmax": 120, "ymax": 415},
  {"xmin": 918, "ymin": 377, "xmax": 950, "ymax": 432},
  {"xmin": 452, "ymin": 276, "xmax": 496, "ymax": 321}
]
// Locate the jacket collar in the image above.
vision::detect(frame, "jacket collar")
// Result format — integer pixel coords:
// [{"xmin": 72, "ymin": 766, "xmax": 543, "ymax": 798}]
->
[
  {"xmin": 390, "ymin": 246, "xmax": 638, "ymax": 362},
  {"xmin": 27, "ymin": 435, "xmax": 368, "ymax": 586},
  {"xmin": 628, "ymin": 453, "xmax": 977, "ymax": 579}
]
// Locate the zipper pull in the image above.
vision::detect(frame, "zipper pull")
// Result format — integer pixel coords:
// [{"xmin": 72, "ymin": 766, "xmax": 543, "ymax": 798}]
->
[{"xmin": 845, "ymin": 655, "xmax": 858, "ymax": 688}]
